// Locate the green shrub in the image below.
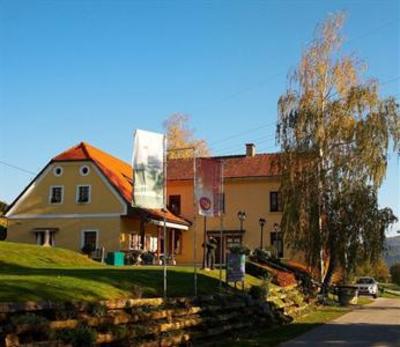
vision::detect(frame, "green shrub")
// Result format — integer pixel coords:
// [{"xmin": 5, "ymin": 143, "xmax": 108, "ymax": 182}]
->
[
  {"xmin": 249, "ymin": 285, "xmax": 267, "ymax": 301},
  {"xmin": 57, "ymin": 326, "xmax": 97, "ymax": 347},
  {"xmin": 390, "ymin": 263, "xmax": 400, "ymax": 285},
  {"xmin": 0, "ymin": 225, "xmax": 7, "ymax": 241},
  {"xmin": 254, "ymin": 247, "xmax": 275, "ymax": 261},
  {"xmin": 141, "ymin": 251, "xmax": 154, "ymax": 265},
  {"xmin": 87, "ymin": 302, "xmax": 107, "ymax": 317},
  {"xmin": 249, "ymin": 278, "xmax": 269, "ymax": 301},
  {"xmin": 229, "ymin": 244, "xmax": 250, "ymax": 255},
  {"xmin": 11, "ymin": 313, "xmax": 48, "ymax": 327}
]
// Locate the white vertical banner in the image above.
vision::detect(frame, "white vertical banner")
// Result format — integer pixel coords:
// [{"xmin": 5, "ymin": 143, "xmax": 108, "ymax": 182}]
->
[
  {"xmin": 132, "ymin": 129, "xmax": 166, "ymax": 209},
  {"xmin": 195, "ymin": 158, "xmax": 223, "ymax": 217}
]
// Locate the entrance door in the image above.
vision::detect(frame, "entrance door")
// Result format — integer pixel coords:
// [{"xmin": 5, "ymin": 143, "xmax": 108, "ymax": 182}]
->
[
  {"xmin": 212, "ymin": 234, "xmax": 243, "ymax": 265},
  {"xmin": 214, "ymin": 236, "xmax": 224, "ymax": 265},
  {"xmin": 270, "ymin": 232, "xmax": 283, "ymax": 258}
]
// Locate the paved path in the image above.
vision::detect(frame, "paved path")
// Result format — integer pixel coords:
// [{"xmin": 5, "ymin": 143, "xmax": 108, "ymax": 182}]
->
[{"xmin": 280, "ymin": 298, "xmax": 400, "ymax": 347}]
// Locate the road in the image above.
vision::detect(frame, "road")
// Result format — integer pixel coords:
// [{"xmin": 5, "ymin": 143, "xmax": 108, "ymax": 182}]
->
[{"xmin": 280, "ymin": 298, "xmax": 400, "ymax": 347}]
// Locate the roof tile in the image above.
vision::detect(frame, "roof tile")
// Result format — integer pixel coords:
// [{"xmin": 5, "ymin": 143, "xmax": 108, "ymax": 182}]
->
[{"xmin": 52, "ymin": 142, "xmax": 189, "ymax": 226}]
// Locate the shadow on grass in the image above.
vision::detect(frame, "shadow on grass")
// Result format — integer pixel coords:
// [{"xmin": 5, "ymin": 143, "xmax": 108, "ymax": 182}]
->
[
  {"xmin": 226, "ymin": 322, "xmax": 400, "ymax": 347},
  {"xmin": 0, "ymin": 261, "xmax": 227, "ymax": 302}
]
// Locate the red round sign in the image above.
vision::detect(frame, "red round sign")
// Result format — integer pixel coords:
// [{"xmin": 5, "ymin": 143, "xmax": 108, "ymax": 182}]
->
[{"xmin": 199, "ymin": 197, "xmax": 211, "ymax": 211}]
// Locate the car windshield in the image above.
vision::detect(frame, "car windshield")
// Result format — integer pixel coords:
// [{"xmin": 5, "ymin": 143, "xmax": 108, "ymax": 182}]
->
[{"xmin": 356, "ymin": 278, "xmax": 374, "ymax": 284}]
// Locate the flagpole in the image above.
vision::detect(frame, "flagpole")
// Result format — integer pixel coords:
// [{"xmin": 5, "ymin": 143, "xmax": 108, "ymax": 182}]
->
[
  {"xmin": 163, "ymin": 135, "xmax": 167, "ymax": 300},
  {"xmin": 219, "ymin": 160, "xmax": 224, "ymax": 291},
  {"xmin": 202, "ymin": 216, "xmax": 207, "ymax": 269},
  {"xmin": 192, "ymin": 148, "xmax": 198, "ymax": 296}
]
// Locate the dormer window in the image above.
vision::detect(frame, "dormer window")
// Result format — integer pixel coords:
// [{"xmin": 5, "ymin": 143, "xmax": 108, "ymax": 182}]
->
[
  {"xmin": 49, "ymin": 186, "xmax": 63, "ymax": 204},
  {"xmin": 77, "ymin": 185, "xmax": 91, "ymax": 204}
]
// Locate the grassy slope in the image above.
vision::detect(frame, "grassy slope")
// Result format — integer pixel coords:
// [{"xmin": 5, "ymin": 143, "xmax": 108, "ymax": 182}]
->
[{"xmin": 0, "ymin": 241, "xmax": 264, "ymax": 302}]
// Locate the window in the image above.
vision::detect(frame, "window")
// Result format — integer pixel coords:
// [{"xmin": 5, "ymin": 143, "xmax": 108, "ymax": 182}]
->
[
  {"xmin": 145, "ymin": 235, "xmax": 158, "ymax": 252},
  {"xmin": 53, "ymin": 166, "xmax": 63, "ymax": 177},
  {"xmin": 80, "ymin": 165, "xmax": 90, "ymax": 176},
  {"xmin": 129, "ymin": 233, "xmax": 141, "ymax": 250},
  {"xmin": 49, "ymin": 186, "xmax": 63, "ymax": 204},
  {"xmin": 169, "ymin": 195, "xmax": 181, "ymax": 215},
  {"xmin": 35, "ymin": 231, "xmax": 55, "ymax": 246},
  {"xmin": 81, "ymin": 230, "xmax": 98, "ymax": 250},
  {"xmin": 76, "ymin": 185, "xmax": 91, "ymax": 203},
  {"xmin": 270, "ymin": 191, "xmax": 282, "ymax": 212}
]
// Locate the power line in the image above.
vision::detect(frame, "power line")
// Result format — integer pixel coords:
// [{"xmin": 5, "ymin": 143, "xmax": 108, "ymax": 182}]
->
[
  {"xmin": 208, "ymin": 121, "xmax": 277, "ymax": 147},
  {"xmin": 208, "ymin": 76, "xmax": 399, "ymax": 152},
  {"xmin": 0, "ymin": 160, "xmax": 36, "ymax": 176},
  {"xmin": 200, "ymin": 17, "xmax": 400, "ymax": 116}
]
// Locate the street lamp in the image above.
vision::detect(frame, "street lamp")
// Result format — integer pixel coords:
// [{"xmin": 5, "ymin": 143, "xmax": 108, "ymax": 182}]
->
[
  {"xmin": 273, "ymin": 223, "xmax": 281, "ymax": 258},
  {"xmin": 237, "ymin": 210, "xmax": 247, "ymax": 232},
  {"xmin": 258, "ymin": 218, "xmax": 266, "ymax": 249}
]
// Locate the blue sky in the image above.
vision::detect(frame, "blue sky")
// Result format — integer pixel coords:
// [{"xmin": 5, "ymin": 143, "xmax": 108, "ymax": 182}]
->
[{"xmin": 0, "ymin": 0, "xmax": 399, "ymax": 235}]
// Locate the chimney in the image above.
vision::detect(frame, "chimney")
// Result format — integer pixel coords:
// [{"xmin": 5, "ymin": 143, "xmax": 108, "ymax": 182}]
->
[{"xmin": 245, "ymin": 143, "xmax": 256, "ymax": 157}]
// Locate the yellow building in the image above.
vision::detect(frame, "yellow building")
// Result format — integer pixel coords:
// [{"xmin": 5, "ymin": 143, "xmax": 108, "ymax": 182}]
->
[
  {"xmin": 5, "ymin": 142, "xmax": 190, "ymax": 262},
  {"xmin": 6, "ymin": 142, "xmax": 294, "ymax": 264},
  {"xmin": 168, "ymin": 143, "xmax": 292, "ymax": 265}
]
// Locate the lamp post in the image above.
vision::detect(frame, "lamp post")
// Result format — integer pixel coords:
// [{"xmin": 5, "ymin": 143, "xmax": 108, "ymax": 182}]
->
[
  {"xmin": 237, "ymin": 210, "xmax": 247, "ymax": 232},
  {"xmin": 273, "ymin": 223, "xmax": 281, "ymax": 258},
  {"xmin": 258, "ymin": 218, "xmax": 266, "ymax": 249}
]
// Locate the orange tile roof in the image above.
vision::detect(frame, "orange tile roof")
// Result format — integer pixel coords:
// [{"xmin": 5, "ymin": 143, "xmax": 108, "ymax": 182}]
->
[
  {"xmin": 167, "ymin": 153, "xmax": 281, "ymax": 181},
  {"xmin": 52, "ymin": 142, "xmax": 189, "ymax": 226}
]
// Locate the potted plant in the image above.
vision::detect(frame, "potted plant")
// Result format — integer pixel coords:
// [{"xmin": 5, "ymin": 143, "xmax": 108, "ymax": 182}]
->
[
  {"xmin": 141, "ymin": 251, "xmax": 154, "ymax": 265},
  {"xmin": 229, "ymin": 244, "xmax": 250, "ymax": 256}
]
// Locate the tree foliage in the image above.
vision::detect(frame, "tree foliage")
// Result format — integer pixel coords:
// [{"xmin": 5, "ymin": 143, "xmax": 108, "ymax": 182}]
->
[
  {"xmin": 163, "ymin": 113, "xmax": 210, "ymax": 159},
  {"xmin": 0, "ymin": 201, "xmax": 7, "ymax": 215},
  {"xmin": 355, "ymin": 257, "xmax": 390, "ymax": 283},
  {"xmin": 276, "ymin": 12, "xmax": 400, "ymax": 285},
  {"xmin": 390, "ymin": 263, "xmax": 400, "ymax": 285}
]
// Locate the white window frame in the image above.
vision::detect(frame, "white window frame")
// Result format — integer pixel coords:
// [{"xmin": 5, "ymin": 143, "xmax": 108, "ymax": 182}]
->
[
  {"xmin": 128, "ymin": 232, "xmax": 141, "ymax": 250},
  {"xmin": 76, "ymin": 184, "xmax": 91, "ymax": 204},
  {"xmin": 80, "ymin": 165, "xmax": 90, "ymax": 176},
  {"xmin": 80, "ymin": 229, "xmax": 99, "ymax": 249},
  {"xmin": 53, "ymin": 166, "xmax": 63, "ymax": 177},
  {"xmin": 49, "ymin": 185, "xmax": 64, "ymax": 204}
]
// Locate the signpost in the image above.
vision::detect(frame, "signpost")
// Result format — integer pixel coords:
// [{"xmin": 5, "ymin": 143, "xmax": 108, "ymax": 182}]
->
[{"xmin": 226, "ymin": 253, "xmax": 246, "ymax": 283}]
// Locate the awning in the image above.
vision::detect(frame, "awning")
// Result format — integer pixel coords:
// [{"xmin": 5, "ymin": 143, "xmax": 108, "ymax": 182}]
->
[{"xmin": 149, "ymin": 219, "xmax": 189, "ymax": 231}]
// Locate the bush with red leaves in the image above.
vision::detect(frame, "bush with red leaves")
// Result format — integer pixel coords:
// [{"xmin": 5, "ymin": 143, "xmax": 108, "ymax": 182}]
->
[{"xmin": 272, "ymin": 270, "xmax": 297, "ymax": 287}]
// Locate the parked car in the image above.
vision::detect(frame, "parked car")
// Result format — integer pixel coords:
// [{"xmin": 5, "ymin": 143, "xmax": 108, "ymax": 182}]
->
[{"xmin": 355, "ymin": 277, "xmax": 379, "ymax": 298}]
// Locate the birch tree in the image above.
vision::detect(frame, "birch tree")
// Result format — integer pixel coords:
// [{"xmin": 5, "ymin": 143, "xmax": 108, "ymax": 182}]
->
[{"xmin": 276, "ymin": 13, "xmax": 400, "ymax": 287}]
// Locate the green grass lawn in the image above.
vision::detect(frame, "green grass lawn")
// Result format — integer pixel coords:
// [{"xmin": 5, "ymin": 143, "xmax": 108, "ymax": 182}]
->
[
  {"xmin": 0, "ymin": 241, "xmax": 264, "ymax": 302},
  {"xmin": 224, "ymin": 296, "xmax": 374, "ymax": 346},
  {"xmin": 379, "ymin": 282, "xmax": 400, "ymax": 299}
]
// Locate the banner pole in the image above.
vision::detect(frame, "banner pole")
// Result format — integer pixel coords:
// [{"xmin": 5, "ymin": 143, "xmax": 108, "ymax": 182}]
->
[
  {"xmin": 202, "ymin": 216, "xmax": 207, "ymax": 269},
  {"xmin": 192, "ymin": 148, "xmax": 198, "ymax": 296},
  {"xmin": 163, "ymin": 135, "xmax": 167, "ymax": 300},
  {"xmin": 219, "ymin": 160, "xmax": 224, "ymax": 291}
]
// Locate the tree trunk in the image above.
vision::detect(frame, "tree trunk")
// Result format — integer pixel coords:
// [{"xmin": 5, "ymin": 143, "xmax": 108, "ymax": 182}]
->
[{"xmin": 321, "ymin": 231, "xmax": 337, "ymax": 295}]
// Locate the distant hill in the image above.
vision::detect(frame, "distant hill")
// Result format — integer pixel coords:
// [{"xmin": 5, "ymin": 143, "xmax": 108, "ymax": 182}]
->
[{"xmin": 384, "ymin": 236, "xmax": 400, "ymax": 267}]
